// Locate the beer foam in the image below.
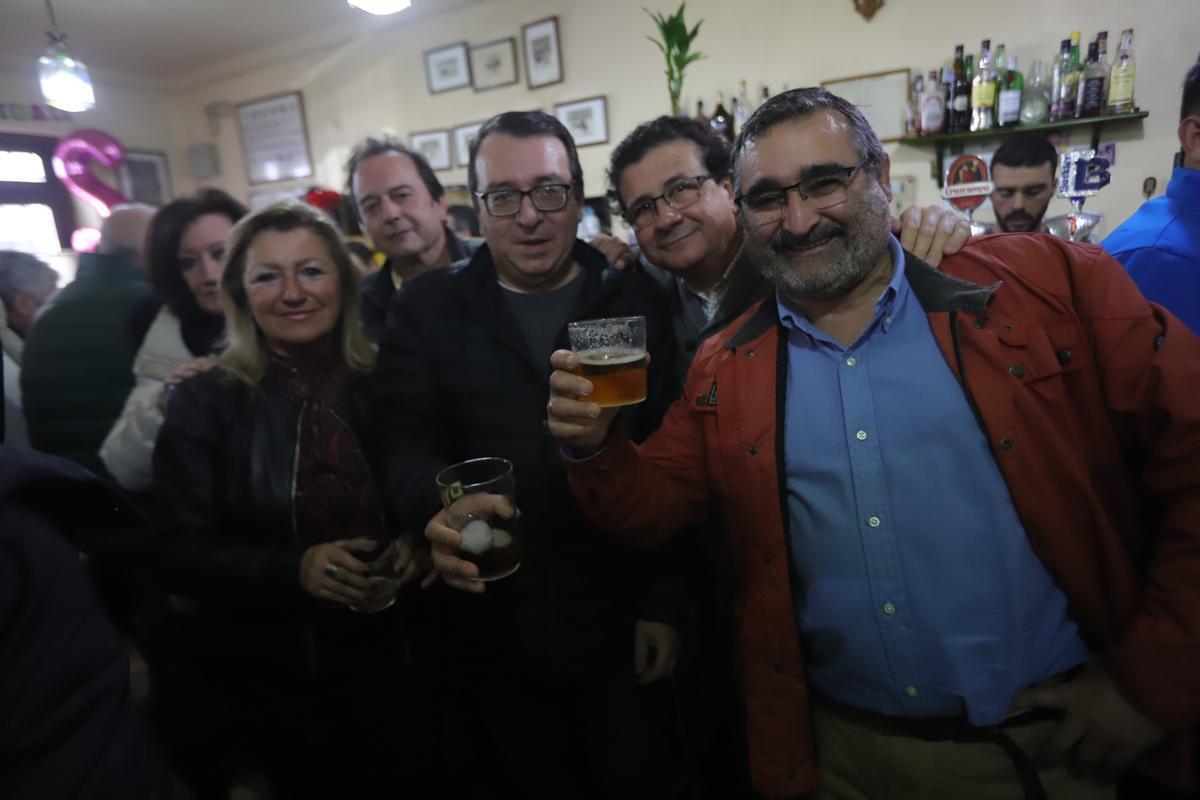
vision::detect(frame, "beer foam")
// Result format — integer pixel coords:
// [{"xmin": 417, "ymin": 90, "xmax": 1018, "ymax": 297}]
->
[{"xmin": 577, "ymin": 348, "xmax": 644, "ymax": 366}]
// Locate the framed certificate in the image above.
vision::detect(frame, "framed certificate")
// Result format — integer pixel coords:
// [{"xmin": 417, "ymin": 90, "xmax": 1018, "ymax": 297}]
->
[{"xmin": 236, "ymin": 92, "xmax": 314, "ymax": 185}]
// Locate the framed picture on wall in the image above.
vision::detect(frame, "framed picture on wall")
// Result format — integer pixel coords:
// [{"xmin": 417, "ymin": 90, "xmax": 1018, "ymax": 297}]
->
[
  {"xmin": 820, "ymin": 68, "xmax": 911, "ymax": 143},
  {"xmin": 236, "ymin": 91, "xmax": 314, "ymax": 184},
  {"xmin": 554, "ymin": 96, "xmax": 608, "ymax": 146},
  {"xmin": 424, "ymin": 42, "xmax": 471, "ymax": 94},
  {"xmin": 453, "ymin": 121, "xmax": 483, "ymax": 168},
  {"xmin": 118, "ymin": 150, "xmax": 173, "ymax": 206},
  {"xmin": 410, "ymin": 129, "xmax": 452, "ymax": 171},
  {"xmin": 522, "ymin": 16, "xmax": 563, "ymax": 89},
  {"xmin": 470, "ymin": 38, "xmax": 519, "ymax": 92}
]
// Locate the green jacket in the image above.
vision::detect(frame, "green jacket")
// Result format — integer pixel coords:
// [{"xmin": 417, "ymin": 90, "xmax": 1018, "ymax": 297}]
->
[{"xmin": 20, "ymin": 253, "xmax": 151, "ymax": 478}]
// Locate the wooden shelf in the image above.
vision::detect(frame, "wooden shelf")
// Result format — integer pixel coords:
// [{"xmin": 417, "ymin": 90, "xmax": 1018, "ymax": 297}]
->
[{"xmin": 898, "ymin": 110, "xmax": 1149, "ymax": 186}]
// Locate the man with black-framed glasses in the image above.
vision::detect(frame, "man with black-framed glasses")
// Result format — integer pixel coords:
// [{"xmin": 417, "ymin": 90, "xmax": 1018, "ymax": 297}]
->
[
  {"xmin": 603, "ymin": 116, "xmax": 971, "ymax": 384},
  {"xmin": 372, "ymin": 110, "xmax": 693, "ymax": 799}
]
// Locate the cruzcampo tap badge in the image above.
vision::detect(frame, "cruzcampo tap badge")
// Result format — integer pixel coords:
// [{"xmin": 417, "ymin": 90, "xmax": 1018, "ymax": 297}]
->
[{"xmin": 941, "ymin": 155, "xmax": 994, "ymax": 235}]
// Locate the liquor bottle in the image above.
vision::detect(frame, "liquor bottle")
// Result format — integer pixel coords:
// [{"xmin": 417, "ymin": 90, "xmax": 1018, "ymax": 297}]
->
[
  {"xmin": 694, "ymin": 99, "xmax": 709, "ymax": 127},
  {"xmin": 1096, "ymin": 31, "xmax": 1110, "ymax": 71},
  {"xmin": 760, "ymin": 85, "xmax": 770, "ymax": 110},
  {"xmin": 710, "ymin": 92, "xmax": 734, "ymax": 142},
  {"xmin": 970, "ymin": 39, "xmax": 997, "ymax": 131},
  {"xmin": 993, "ymin": 44, "xmax": 1007, "ymax": 77},
  {"xmin": 1049, "ymin": 38, "xmax": 1072, "ymax": 121},
  {"xmin": 1020, "ymin": 59, "xmax": 1050, "ymax": 123},
  {"xmin": 1055, "ymin": 31, "xmax": 1083, "ymax": 118},
  {"xmin": 950, "ymin": 45, "xmax": 971, "ymax": 133},
  {"xmin": 1106, "ymin": 29, "xmax": 1136, "ymax": 114},
  {"xmin": 1075, "ymin": 41, "xmax": 1106, "ymax": 118},
  {"xmin": 920, "ymin": 69, "xmax": 946, "ymax": 135},
  {"xmin": 998, "ymin": 55, "xmax": 1024, "ymax": 127},
  {"xmin": 965, "ymin": 54, "xmax": 975, "ymax": 83},
  {"xmin": 735, "ymin": 79, "xmax": 751, "ymax": 129},
  {"xmin": 907, "ymin": 73, "xmax": 923, "ymax": 136}
]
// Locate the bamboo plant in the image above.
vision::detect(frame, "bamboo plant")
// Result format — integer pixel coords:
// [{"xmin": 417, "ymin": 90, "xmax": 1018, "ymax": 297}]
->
[{"xmin": 645, "ymin": 3, "xmax": 705, "ymax": 116}]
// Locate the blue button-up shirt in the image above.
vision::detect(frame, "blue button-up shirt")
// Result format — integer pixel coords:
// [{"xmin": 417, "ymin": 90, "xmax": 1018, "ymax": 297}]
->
[{"xmin": 778, "ymin": 236, "xmax": 1087, "ymax": 724}]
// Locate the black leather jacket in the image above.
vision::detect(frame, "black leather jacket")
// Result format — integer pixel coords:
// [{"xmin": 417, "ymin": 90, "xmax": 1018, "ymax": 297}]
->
[{"xmin": 153, "ymin": 366, "xmax": 389, "ymax": 684}]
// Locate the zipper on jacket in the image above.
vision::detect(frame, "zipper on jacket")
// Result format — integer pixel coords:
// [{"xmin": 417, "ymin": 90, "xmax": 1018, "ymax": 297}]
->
[{"xmin": 291, "ymin": 400, "xmax": 320, "ymax": 675}]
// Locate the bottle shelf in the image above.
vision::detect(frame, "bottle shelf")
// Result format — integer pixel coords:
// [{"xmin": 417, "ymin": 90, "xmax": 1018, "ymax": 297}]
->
[{"xmin": 898, "ymin": 110, "xmax": 1148, "ymax": 186}]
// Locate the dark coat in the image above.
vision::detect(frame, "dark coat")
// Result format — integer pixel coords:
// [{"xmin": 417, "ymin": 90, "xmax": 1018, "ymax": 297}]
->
[
  {"xmin": 371, "ymin": 239, "xmax": 686, "ymax": 680},
  {"xmin": 152, "ymin": 367, "xmax": 400, "ymax": 687},
  {"xmin": 20, "ymin": 253, "xmax": 151, "ymax": 477},
  {"xmin": 0, "ymin": 446, "xmax": 183, "ymax": 800},
  {"xmin": 358, "ymin": 228, "xmax": 481, "ymax": 342}
]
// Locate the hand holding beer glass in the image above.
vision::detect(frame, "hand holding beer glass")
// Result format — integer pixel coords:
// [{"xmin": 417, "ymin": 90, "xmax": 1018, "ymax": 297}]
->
[
  {"xmin": 425, "ymin": 458, "xmax": 521, "ymax": 592},
  {"xmin": 547, "ymin": 315, "xmax": 647, "ymax": 454}
]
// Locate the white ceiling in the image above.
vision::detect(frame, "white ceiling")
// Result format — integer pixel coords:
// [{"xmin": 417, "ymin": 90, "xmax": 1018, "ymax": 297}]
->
[{"xmin": 0, "ymin": 0, "xmax": 481, "ymax": 89}]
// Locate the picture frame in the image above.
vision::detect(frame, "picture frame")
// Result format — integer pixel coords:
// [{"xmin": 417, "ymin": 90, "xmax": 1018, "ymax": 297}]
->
[
  {"xmin": 453, "ymin": 121, "xmax": 484, "ymax": 168},
  {"xmin": 410, "ymin": 129, "xmax": 452, "ymax": 171},
  {"xmin": 118, "ymin": 150, "xmax": 173, "ymax": 206},
  {"xmin": 470, "ymin": 38, "xmax": 519, "ymax": 92},
  {"xmin": 236, "ymin": 91, "xmax": 314, "ymax": 185},
  {"xmin": 820, "ymin": 68, "xmax": 912, "ymax": 143},
  {"xmin": 521, "ymin": 16, "xmax": 563, "ymax": 89},
  {"xmin": 554, "ymin": 96, "xmax": 608, "ymax": 147},
  {"xmin": 424, "ymin": 42, "xmax": 471, "ymax": 94}
]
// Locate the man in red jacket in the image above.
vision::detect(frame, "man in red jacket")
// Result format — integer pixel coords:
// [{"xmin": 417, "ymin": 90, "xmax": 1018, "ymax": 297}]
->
[{"xmin": 528, "ymin": 89, "xmax": 1200, "ymax": 799}]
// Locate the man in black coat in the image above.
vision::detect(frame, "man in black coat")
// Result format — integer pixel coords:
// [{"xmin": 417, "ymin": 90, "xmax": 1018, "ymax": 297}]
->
[
  {"xmin": 373, "ymin": 111, "xmax": 691, "ymax": 799},
  {"xmin": 345, "ymin": 135, "xmax": 481, "ymax": 341}
]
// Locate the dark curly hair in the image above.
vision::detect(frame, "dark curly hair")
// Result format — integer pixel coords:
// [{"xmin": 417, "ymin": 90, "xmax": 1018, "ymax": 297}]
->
[{"xmin": 606, "ymin": 115, "xmax": 731, "ymax": 214}]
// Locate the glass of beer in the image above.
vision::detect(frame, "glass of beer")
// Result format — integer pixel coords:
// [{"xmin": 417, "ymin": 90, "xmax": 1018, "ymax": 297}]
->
[
  {"xmin": 566, "ymin": 315, "xmax": 647, "ymax": 407},
  {"xmin": 435, "ymin": 457, "xmax": 521, "ymax": 582}
]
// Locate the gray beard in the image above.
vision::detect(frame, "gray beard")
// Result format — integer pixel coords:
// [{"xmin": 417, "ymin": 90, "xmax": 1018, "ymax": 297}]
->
[{"xmin": 746, "ymin": 199, "xmax": 891, "ymax": 301}]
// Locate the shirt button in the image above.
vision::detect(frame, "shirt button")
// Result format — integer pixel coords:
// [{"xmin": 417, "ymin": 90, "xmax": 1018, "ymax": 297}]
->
[
  {"xmin": 748, "ymin": 444, "xmax": 758, "ymax": 455},
  {"xmin": 883, "ymin": 602, "xmax": 896, "ymax": 615},
  {"xmin": 856, "ymin": 430, "xmax": 868, "ymax": 441},
  {"xmin": 999, "ymin": 436, "xmax": 1014, "ymax": 450},
  {"xmin": 883, "ymin": 315, "xmax": 892, "ymax": 326},
  {"xmin": 746, "ymin": 348, "xmax": 755, "ymax": 358},
  {"xmin": 974, "ymin": 318, "xmax": 988, "ymax": 329},
  {"xmin": 845, "ymin": 357, "xmax": 857, "ymax": 367},
  {"xmin": 1009, "ymin": 364, "xmax": 1026, "ymax": 379},
  {"xmin": 868, "ymin": 515, "xmax": 882, "ymax": 528},
  {"xmin": 905, "ymin": 686, "xmax": 919, "ymax": 698}
]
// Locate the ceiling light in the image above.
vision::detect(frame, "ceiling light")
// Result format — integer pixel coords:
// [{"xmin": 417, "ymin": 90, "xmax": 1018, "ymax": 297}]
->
[
  {"xmin": 37, "ymin": 0, "xmax": 94, "ymax": 113},
  {"xmin": 347, "ymin": 0, "xmax": 412, "ymax": 15}
]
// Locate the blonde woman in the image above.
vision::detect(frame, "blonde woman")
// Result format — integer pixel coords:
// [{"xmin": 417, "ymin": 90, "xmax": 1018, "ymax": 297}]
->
[{"xmin": 152, "ymin": 201, "xmax": 431, "ymax": 798}]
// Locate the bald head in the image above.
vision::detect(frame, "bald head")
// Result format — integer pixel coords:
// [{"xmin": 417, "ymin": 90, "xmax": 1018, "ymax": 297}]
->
[{"xmin": 99, "ymin": 204, "xmax": 156, "ymax": 269}]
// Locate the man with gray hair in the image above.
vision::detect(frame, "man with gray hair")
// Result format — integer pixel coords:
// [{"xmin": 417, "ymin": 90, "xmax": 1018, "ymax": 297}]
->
[
  {"xmin": 21, "ymin": 204, "xmax": 156, "ymax": 476},
  {"xmin": 1, "ymin": 251, "xmax": 58, "ymax": 445},
  {"xmin": 546, "ymin": 88, "xmax": 1200, "ymax": 799}
]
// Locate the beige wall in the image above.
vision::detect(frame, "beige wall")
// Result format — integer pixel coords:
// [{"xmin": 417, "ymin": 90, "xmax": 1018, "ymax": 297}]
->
[{"xmin": 6, "ymin": 0, "xmax": 1199, "ymax": 239}]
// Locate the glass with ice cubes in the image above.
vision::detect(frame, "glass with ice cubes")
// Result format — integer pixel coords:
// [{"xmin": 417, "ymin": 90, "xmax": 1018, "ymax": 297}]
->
[{"xmin": 435, "ymin": 457, "xmax": 521, "ymax": 581}]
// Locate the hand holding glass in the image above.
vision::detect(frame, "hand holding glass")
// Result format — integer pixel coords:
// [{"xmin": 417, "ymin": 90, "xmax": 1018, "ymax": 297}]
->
[
  {"xmin": 566, "ymin": 315, "xmax": 648, "ymax": 408},
  {"xmin": 435, "ymin": 458, "xmax": 521, "ymax": 582}
]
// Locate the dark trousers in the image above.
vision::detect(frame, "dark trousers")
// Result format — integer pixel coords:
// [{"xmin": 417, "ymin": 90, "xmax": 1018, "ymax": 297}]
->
[{"xmin": 445, "ymin": 663, "xmax": 689, "ymax": 800}]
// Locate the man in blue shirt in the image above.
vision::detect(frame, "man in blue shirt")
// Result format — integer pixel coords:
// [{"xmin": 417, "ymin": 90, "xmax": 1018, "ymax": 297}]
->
[{"xmin": 1103, "ymin": 60, "xmax": 1200, "ymax": 334}]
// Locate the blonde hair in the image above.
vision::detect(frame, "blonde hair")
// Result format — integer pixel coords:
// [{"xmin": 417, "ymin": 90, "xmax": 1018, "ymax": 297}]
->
[{"xmin": 218, "ymin": 200, "xmax": 376, "ymax": 385}]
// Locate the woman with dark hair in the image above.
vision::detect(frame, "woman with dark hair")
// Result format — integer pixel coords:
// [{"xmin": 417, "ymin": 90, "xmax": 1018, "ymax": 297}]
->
[
  {"xmin": 100, "ymin": 189, "xmax": 247, "ymax": 491},
  {"xmin": 152, "ymin": 201, "xmax": 430, "ymax": 798}
]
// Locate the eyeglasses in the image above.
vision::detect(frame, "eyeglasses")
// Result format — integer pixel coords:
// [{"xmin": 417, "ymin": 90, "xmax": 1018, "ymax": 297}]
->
[
  {"xmin": 623, "ymin": 175, "xmax": 712, "ymax": 231},
  {"xmin": 735, "ymin": 161, "xmax": 865, "ymax": 226},
  {"xmin": 474, "ymin": 183, "xmax": 573, "ymax": 217}
]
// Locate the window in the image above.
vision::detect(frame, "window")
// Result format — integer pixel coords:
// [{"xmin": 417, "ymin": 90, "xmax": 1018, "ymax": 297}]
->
[{"xmin": 0, "ymin": 133, "xmax": 74, "ymax": 254}]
